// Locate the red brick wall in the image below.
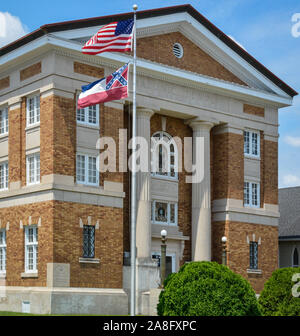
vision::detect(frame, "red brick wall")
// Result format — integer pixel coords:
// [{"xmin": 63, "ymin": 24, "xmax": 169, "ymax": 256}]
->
[
  {"xmin": 212, "ymin": 221, "xmax": 278, "ymax": 293},
  {"xmin": 40, "ymin": 95, "xmax": 76, "ymax": 178},
  {"xmin": 8, "ymin": 106, "xmax": 22, "ymax": 183},
  {"xmin": 100, "ymin": 105, "xmax": 125, "ymax": 185},
  {"xmin": 263, "ymin": 140, "xmax": 278, "ymax": 205},
  {"xmin": 53, "ymin": 201, "xmax": 123, "ymax": 288},
  {"xmin": 20, "ymin": 62, "xmax": 41, "ymax": 81},
  {"xmin": 74, "ymin": 62, "xmax": 104, "ymax": 78},
  {"xmin": 3, "ymin": 201, "xmax": 54, "ymax": 287},
  {"xmin": 212, "ymin": 131, "xmax": 244, "ymax": 201},
  {"xmin": 0, "ymin": 76, "xmax": 9, "ymax": 91},
  {"xmin": 1, "ymin": 200, "xmax": 124, "ymax": 289},
  {"xmin": 243, "ymin": 104, "xmax": 265, "ymax": 117}
]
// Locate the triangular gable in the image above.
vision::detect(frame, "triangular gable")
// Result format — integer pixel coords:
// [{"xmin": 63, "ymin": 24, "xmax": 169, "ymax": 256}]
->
[{"xmin": 137, "ymin": 32, "xmax": 247, "ymax": 87}]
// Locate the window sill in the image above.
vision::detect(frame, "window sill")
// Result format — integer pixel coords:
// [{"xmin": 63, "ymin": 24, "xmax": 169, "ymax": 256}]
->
[
  {"xmin": 151, "ymin": 175, "xmax": 179, "ymax": 182},
  {"xmin": 21, "ymin": 272, "xmax": 38, "ymax": 278},
  {"xmin": 79, "ymin": 258, "xmax": 100, "ymax": 264},
  {"xmin": 25, "ymin": 123, "xmax": 40, "ymax": 132},
  {"xmin": 244, "ymin": 154, "xmax": 260, "ymax": 160},
  {"xmin": 75, "ymin": 182, "xmax": 99, "ymax": 188},
  {"xmin": 152, "ymin": 222, "xmax": 178, "ymax": 227},
  {"xmin": 0, "ymin": 133, "xmax": 8, "ymax": 140},
  {"xmin": 76, "ymin": 122, "xmax": 100, "ymax": 130},
  {"xmin": 244, "ymin": 205, "xmax": 260, "ymax": 209},
  {"xmin": 247, "ymin": 269, "xmax": 262, "ymax": 275},
  {"xmin": 26, "ymin": 181, "xmax": 40, "ymax": 187}
]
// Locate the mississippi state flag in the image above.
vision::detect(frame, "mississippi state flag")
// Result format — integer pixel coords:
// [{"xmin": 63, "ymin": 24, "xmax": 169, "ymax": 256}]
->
[
  {"xmin": 77, "ymin": 63, "xmax": 129, "ymax": 108},
  {"xmin": 82, "ymin": 19, "xmax": 134, "ymax": 55}
]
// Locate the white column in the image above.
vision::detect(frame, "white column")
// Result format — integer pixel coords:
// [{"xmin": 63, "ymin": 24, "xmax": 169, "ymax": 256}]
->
[
  {"xmin": 136, "ymin": 108, "xmax": 154, "ymax": 259},
  {"xmin": 189, "ymin": 121, "xmax": 213, "ymax": 261}
]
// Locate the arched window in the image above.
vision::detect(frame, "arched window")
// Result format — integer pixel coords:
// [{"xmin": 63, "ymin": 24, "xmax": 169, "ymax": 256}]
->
[
  {"xmin": 293, "ymin": 247, "xmax": 299, "ymax": 267},
  {"xmin": 151, "ymin": 131, "xmax": 178, "ymax": 179}
]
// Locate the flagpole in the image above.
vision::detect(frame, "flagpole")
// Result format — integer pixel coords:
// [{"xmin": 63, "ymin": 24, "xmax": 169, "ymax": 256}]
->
[{"xmin": 130, "ymin": 3, "xmax": 138, "ymax": 317}]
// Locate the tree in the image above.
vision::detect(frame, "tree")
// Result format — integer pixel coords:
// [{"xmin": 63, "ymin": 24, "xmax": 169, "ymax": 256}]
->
[
  {"xmin": 157, "ymin": 261, "xmax": 260, "ymax": 316},
  {"xmin": 258, "ymin": 267, "xmax": 300, "ymax": 316}
]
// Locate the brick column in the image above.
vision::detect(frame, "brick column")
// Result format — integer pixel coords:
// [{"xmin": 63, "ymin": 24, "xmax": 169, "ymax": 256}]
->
[
  {"xmin": 189, "ymin": 121, "xmax": 214, "ymax": 261},
  {"xmin": 136, "ymin": 107, "xmax": 154, "ymax": 259},
  {"xmin": 8, "ymin": 98, "xmax": 22, "ymax": 190}
]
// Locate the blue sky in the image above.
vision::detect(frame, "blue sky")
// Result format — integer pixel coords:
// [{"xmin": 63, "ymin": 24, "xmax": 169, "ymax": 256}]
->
[{"xmin": 1, "ymin": 0, "xmax": 300, "ymax": 188}]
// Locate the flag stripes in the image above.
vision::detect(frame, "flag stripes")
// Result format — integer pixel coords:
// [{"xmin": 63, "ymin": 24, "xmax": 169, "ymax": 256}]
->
[{"xmin": 82, "ymin": 19, "xmax": 134, "ymax": 55}]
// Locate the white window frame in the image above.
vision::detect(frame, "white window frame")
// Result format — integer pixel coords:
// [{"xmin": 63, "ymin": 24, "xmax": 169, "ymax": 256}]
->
[
  {"xmin": 0, "ymin": 107, "xmax": 8, "ymax": 135},
  {"xmin": 24, "ymin": 226, "xmax": 38, "ymax": 273},
  {"xmin": 244, "ymin": 130, "xmax": 260, "ymax": 158},
  {"xmin": 26, "ymin": 94, "xmax": 40, "ymax": 127},
  {"xmin": 244, "ymin": 181, "xmax": 260, "ymax": 208},
  {"xmin": 0, "ymin": 229, "xmax": 6, "ymax": 274},
  {"xmin": 26, "ymin": 153, "xmax": 40, "ymax": 185},
  {"xmin": 151, "ymin": 131, "xmax": 178, "ymax": 180},
  {"xmin": 76, "ymin": 104, "xmax": 100, "ymax": 127},
  {"xmin": 0, "ymin": 161, "xmax": 8, "ymax": 190},
  {"xmin": 76, "ymin": 153, "xmax": 99, "ymax": 186},
  {"xmin": 151, "ymin": 200, "xmax": 178, "ymax": 226}
]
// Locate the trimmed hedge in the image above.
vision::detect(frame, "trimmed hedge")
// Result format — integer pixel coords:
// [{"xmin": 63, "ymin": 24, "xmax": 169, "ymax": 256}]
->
[
  {"xmin": 157, "ymin": 261, "xmax": 261, "ymax": 316},
  {"xmin": 258, "ymin": 267, "xmax": 300, "ymax": 316}
]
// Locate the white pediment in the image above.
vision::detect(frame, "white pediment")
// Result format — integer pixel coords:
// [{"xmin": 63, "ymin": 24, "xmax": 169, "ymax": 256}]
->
[{"xmin": 50, "ymin": 11, "xmax": 291, "ymax": 99}]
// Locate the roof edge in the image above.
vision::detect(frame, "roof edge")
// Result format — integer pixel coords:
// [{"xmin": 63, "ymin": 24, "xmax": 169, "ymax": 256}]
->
[{"xmin": 0, "ymin": 4, "xmax": 297, "ymax": 97}]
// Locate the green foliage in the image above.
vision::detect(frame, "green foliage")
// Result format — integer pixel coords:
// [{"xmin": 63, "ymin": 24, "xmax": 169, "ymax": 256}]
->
[
  {"xmin": 157, "ymin": 261, "xmax": 260, "ymax": 316},
  {"xmin": 258, "ymin": 267, "xmax": 300, "ymax": 316}
]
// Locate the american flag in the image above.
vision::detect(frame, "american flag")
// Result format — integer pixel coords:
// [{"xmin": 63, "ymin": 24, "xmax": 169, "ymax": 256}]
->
[{"xmin": 82, "ymin": 19, "xmax": 134, "ymax": 55}]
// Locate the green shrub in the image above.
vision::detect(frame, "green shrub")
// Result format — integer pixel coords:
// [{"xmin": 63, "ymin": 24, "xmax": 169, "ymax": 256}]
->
[
  {"xmin": 258, "ymin": 267, "xmax": 300, "ymax": 316},
  {"xmin": 157, "ymin": 261, "xmax": 260, "ymax": 316}
]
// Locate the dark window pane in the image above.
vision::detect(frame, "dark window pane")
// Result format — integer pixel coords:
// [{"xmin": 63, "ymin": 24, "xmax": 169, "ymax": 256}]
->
[
  {"xmin": 83, "ymin": 225, "xmax": 95, "ymax": 258},
  {"xmin": 250, "ymin": 242, "xmax": 258, "ymax": 269},
  {"xmin": 293, "ymin": 248, "xmax": 299, "ymax": 267}
]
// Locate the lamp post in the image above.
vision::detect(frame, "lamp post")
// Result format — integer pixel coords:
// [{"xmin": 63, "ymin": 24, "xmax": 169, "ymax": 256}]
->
[
  {"xmin": 221, "ymin": 236, "xmax": 227, "ymax": 266},
  {"xmin": 160, "ymin": 229, "xmax": 167, "ymax": 287}
]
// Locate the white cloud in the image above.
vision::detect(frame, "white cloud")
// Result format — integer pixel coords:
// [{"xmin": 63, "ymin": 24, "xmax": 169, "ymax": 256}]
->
[
  {"xmin": 0, "ymin": 12, "xmax": 29, "ymax": 48},
  {"xmin": 228, "ymin": 35, "xmax": 246, "ymax": 50},
  {"xmin": 282, "ymin": 174, "xmax": 300, "ymax": 187},
  {"xmin": 284, "ymin": 136, "xmax": 300, "ymax": 147}
]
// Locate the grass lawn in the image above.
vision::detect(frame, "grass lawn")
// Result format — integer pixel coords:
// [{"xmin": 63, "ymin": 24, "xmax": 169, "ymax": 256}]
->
[
  {"xmin": 0, "ymin": 311, "xmax": 54, "ymax": 316},
  {"xmin": 0, "ymin": 311, "xmax": 130, "ymax": 316}
]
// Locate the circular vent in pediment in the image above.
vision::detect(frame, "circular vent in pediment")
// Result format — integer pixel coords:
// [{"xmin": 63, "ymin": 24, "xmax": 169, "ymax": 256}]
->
[{"xmin": 173, "ymin": 43, "xmax": 183, "ymax": 59}]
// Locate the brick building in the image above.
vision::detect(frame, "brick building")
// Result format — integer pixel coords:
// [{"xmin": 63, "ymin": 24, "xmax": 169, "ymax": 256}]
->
[{"xmin": 0, "ymin": 5, "xmax": 297, "ymax": 314}]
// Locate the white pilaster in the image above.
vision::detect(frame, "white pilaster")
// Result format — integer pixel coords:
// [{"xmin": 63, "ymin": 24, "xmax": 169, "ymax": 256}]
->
[
  {"xmin": 136, "ymin": 107, "xmax": 154, "ymax": 259},
  {"xmin": 189, "ymin": 121, "xmax": 214, "ymax": 261}
]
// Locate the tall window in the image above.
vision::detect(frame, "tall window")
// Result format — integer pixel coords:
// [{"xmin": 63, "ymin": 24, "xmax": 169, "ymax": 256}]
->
[
  {"xmin": 151, "ymin": 131, "xmax": 177, "ymax": 179},
  {"xmin": 0, "ymin": 108, "xmax": 8, "ymax": 135},
  {"xmin": 249, "ymin": 241, "xmax": 258, "ymax": 270},
  {"xmin": 0, "ymin": 229, "xmax": 6, "ymax": 274},
  {"xmin": 77, "ymin": 105, "xmax": 99, "ymax": 126},
  {"xmin": 83, "ymin": 225, "xmax": 95, "ymax": 258},
  {"xmin": 293, "ymin": 248, "xmax": 299, "ymax": 267},
  {"xmin": 26, "ymin": 153, "xmax": 40, "ymax": 185},
  {"xmin": 25, "ymin": 226, "xmax": 38, "ymax": 273},
  {"xmin": 26, "ymin": 95, "xmax": 40, "ymax": 126},
  {"xmin": 76, "ymin": 154, "xmax": 99, "ymax": 186},
  {"xmin": 244, "ymin": 182, "xmax": 260, "ymax": 207},
  {"xmin": 244, "ymin": 130, "xmax": 260, "ymax": 157},
  {"xmin": 151, "ymin": 201, "xmax": 178, "ymax": 226},
  {"xmin": 0, "ymin": 162, "xmax": 8, "ymax": 190}
]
